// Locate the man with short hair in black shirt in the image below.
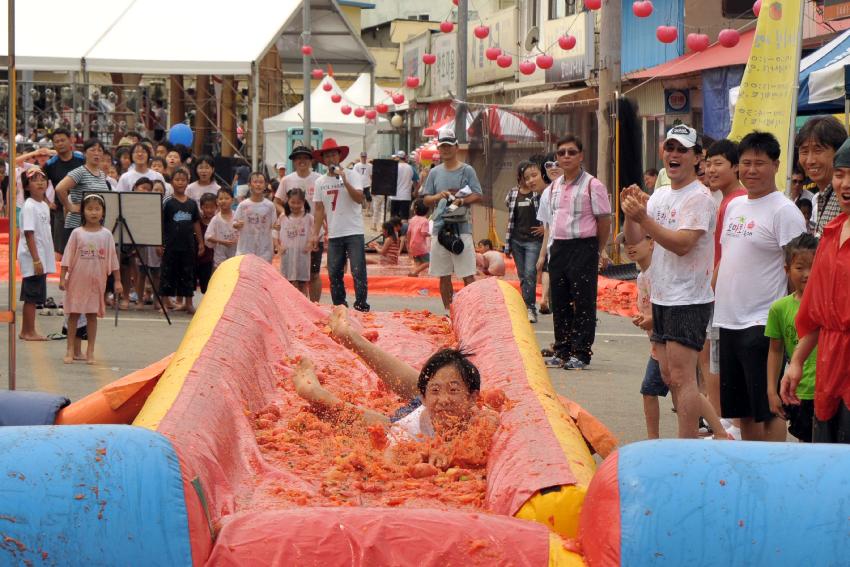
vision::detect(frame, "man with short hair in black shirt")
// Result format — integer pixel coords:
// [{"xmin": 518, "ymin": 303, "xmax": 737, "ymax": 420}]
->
[{"xmin": 43, "ymin": 128, "xmax": 84, "ymax": 253}]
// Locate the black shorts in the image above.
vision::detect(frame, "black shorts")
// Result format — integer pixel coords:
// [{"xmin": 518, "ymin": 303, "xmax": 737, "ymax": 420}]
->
[
  {"xmin": 787, "ymin": 399, "xmax": 814, "ymax": 443},
  {"xmin": 310, "ymin": 242, "xmax": 324, "ymax": 275},
  {"xmin": 650, "ymin": 302, "xmax": 712, "ymax": 351},
  {"xmin": 196, "ymin": 262, "xmax": 213, "ymax": 294},
  {"xmin": 390, "ymin": 199, "xmax": 411, "ymax": 220},
  {"xmin": 719, "ymin": 326, "xmax": 773, "ymax": 422},
  {"xmin": 160, "ymin": 247, "xmax": 197, "ymax": 297},
  {"xmin": 640, "ymin": 356, "xmax": 669, "ymax": 397},
  {"xmin": 120, "ymin": 245, "xmax": 135, "ymax": 266},
  {"xmin": 363, "ymin": 187, "xmax": 372, "ymax": 202},
  {"xmin": 20, "ymin": 274, "xmax": 47, "ymax": 304},
  {"xmin": 813, "ymin": 400, "xmax": 850, "ymax": 444}
]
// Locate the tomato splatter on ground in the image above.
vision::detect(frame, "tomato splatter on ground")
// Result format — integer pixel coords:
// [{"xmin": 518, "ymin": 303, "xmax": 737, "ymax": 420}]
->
[{"xmin": 245, "ymin": 310, "xmax": 507, "ymax": 513}]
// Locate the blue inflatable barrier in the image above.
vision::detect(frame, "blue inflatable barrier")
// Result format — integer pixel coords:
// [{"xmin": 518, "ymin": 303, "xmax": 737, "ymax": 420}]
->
[
  {"xmin": 581, "ymin": 439, "xmax": 850, "ymax": 566},
  {"xmin": 0, "ymin": 390, "xmax": 70, "ymax": 425},
  {"xmin": 0, "ymin": 425, "xmax": 192, "ymax": 566}
]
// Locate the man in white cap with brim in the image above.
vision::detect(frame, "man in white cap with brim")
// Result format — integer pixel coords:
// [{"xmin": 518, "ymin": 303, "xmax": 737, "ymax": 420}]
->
[{"xmin": 621, "ymin": 124, "xmax": 717, "ymax": 439}]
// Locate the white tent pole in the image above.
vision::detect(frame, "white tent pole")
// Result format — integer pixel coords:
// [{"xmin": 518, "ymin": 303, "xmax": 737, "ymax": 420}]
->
[
  {"xmin": 303, "ymin": 0, "xmax": 312, "ymax": 149},
  {"xmin": 252, "ymin": 63, "xmax": 260, "ymax": 171}
]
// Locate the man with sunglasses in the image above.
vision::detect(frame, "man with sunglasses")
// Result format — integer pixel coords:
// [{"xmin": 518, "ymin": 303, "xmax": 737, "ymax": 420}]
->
[
  {"xmin": 622, "ymin": 124, "xmax": 716, "ymax": 439},
  {"xmin": 535, "ymin": 135, "xmax": 612, "ymax": 370}
]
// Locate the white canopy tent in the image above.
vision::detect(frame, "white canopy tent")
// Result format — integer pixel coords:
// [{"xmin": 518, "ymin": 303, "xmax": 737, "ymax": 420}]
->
[
  {"xmin": 263, "ymin": 76, "xmax": 378, "ymax": 171},
  {"xmin": 0, "ymin": 0, "xmax": 375, "ymax": 167}
]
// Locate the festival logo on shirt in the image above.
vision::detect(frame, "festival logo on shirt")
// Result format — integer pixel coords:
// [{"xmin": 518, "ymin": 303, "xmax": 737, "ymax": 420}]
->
[
  {"xmin": 247, "ymin": 213, "xmax": 261, "ymax": 225},
  {"xmin": 725, "ymin": 215, "xmax": 756, "ymax": 239},
  {"xmin": 654, "ymin": 206, "xmax": 678, "ymax": 227},
  {"xmin": 79, "ymin": 243, "xmax": 107, "ymax": 260},
  {"xmin": 173, "ymin": 211, "xmax": 193, "ymax": 223}
]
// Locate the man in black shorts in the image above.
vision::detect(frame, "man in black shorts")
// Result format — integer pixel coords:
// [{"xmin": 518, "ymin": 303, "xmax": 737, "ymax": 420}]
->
[{"xmin": 622, "ymin": 125, "xmax": 716, "ymax": 439}]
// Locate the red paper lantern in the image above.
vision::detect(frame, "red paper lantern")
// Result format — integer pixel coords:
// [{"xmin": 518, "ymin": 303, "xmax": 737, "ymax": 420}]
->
[
  {"xmin": 365, "ymin": 109, "xmax": 377, "ymax": 120},
  {"xmin": 686, "ymin": 33, "xmax": 710, "ymax": 52},
  {"xmin": 406, "ymin": 76, "xmax": 420, "ymax": 89},
  {"xmin": 519, "ymin": 60, "xmax": 536, "ymax": 75},
  {"xmin": 331, "ymin": 93, "xmax": 342, "ymax": 103},
  {"xmin": 474, "ymin": 25, "xmax": 490, "ymax": 39},
  {"xmin": 341, "ymin": 105, "xmax": 352, "ymax": 115},
  {"xmin": 536, "ymin": 54, "xmax": 554, "ymax": 69},
  {"xmin": 656, "ymin": 26, "xmax": 678, "ymax": 44},
  {"xmin": 753, "ymin": 0, "xmax": 762, "ymax": 17},
  {"xmin": 440, "ymin": 21, "xmax": 454, "ymax": 33},
  {"xmin": 496, "ymin": 54, "xmax": 513, "ymax": 68},
  {"xmin": 559, "ymin": 35, "xmax": 577, "ymax": 50},
  {"xmin": 718, "ymin": 28, "xmax": 740, "ymax": 48},
  {"xmin": 354, "ymin": 107, "xmax": 365, "ymax": 117},
  {"xmin": 632, "ymin": 1, "xmax": 654, "ymax": 18},
  {"xmin": 376, "ymin": 103, "xmax": 389, "ymax": 113},
  {"xmin": 422, "ymin": 53, "xmax": 437, "ymax": 65},
  {"xmin": 485, "ymin": 47, "xmax": 502, "ymax": 61},
  {"xmin": 311, "ymin": 69, "xmax": 324, "ymax": 80},
  {"xmin": 424, "ymin": 127, "xmax": 437, "ymax": 137},
  {"xmin": 452, "ymin": 0, "xmax": 458, "ymax": 5},
  {"xmin": 301, "ymin": 45, "xmax": 313, "ymax": 56},
  {"xmin": 584, "ymin": 0, "xmax": 602, "ymax": 10},
  {"xmin": 392, "ymin": 93, "xmax": 405, "ymax": 104},
  {"xmin": 322, "ymin": 83, "xmax": 332, "ymax": 92}
]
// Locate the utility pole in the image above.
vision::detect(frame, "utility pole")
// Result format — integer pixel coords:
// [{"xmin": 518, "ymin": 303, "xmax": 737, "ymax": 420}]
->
[
  {"xmin": 456, "ymin": 0, "xmax": 468, "ymax": 144},
  {"xmin": 596, "ymin": 0, "xmax": 621, "ymax": 190},
  {"xmin": 302, "ymin": 0, "xmax": 312, "ymax": 149}
]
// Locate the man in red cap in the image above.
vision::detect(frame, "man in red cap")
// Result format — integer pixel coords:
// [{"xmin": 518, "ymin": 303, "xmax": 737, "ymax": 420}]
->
[{"xmin": 308, "ymin": 139, "xmax": 369, "ymax": 311}]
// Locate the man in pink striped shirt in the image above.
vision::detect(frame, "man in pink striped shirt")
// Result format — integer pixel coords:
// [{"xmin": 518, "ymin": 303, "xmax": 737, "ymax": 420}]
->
[{"xmin": 535, "ymin": 135, "xmax": 612, "ymax": 370}]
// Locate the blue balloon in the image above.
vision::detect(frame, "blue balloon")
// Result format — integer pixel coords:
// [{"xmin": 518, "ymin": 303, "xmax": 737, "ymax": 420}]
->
[{"xmin": 168, "ymin": 123, "xmax": 194, "ymax": 146}]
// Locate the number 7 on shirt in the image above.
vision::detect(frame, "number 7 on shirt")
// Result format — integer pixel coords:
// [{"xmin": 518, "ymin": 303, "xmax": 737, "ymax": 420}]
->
[{"xmin": 327, "ymin": 189, "xmax": 340, "ymax": 211}]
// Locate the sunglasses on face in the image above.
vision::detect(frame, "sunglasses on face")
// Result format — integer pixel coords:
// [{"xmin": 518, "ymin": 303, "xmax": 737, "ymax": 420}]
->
[
  {"xmin": 663, "ymin": 143, "xmax": 690, "ymax": 154},
  {"xmin": 544, "ymin": 161, "xmax": 559, "ymax": 170},
  {"xmin": 556, "ymin": 148, "xmax": 581, "ymax": 157}
]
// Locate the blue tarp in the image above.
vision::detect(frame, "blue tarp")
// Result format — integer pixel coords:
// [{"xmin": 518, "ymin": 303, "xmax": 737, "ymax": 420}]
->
[
  {"xmin": 798, "ymin": 29, "xmax": 850, "ymax": 114},
  {"xmin": 703, "ymin": 66, "xmax": 746, "ymax": 140},
  {"xmin": 0, "ymin": 425, "xmax": 193, "ymax": 566}
]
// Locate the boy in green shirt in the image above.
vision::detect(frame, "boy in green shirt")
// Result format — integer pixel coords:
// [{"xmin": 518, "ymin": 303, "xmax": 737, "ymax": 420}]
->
[{"xmin": 765, "ymin": 233, "xmax": 819, "ymax": 442}]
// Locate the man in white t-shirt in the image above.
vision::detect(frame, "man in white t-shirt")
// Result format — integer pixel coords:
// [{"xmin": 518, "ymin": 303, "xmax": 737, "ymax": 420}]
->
[
  {"xmin": 391, "ymin": 151, "xmax": 418, "ymax": 220},
  {"xmin": 622, "ymin": 124, "xmax": 717, "ymax": 439},
  {"xmin": 308, "ymin": 139, "xmax": 369, "ymax": 312},
  {"xmin": 714, "ymin": 131, "xmax": 807, "ymax": 441},
  {"xmin": 353, "ymin": 152, "xmax": 373, "ymax": 211},
  {"xmin": 275, "ymin": 145, "xmax": 324, "ymax": 302}
]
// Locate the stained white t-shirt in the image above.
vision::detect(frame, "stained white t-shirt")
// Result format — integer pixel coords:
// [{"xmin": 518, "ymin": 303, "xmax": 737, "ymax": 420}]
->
[
  {"xmin": 313, "ymin": 170, "xmax": 364, "ymax": 239},
  {"xmin": 393, "ymin": 162, "xmax": 415, "ymax": 201},
  {"xmin": 234, "ymin": 198, "xmax": 276, "ymax": 262},
  {"xmin": 186, "ymin": 181, "xmax": 221, "ymax": 204},
  {"xmin": 205, "ymin": 212, "xmax": 239, "ymax": 267},
  {"xmin": 115, "ymin": 168, "xmax": 165, "ymax": 193},
  {"xmin": 274, "ymin": 171, "xmax": 321, "ymax": 203},
  {"xmin": 18, "ymin": 198, "xmax": 56, "ymax": 277},
  {"xmin": 388, "ymin": 405, "xmax": 435, "ymax": 444},
  {"xmin": 646, "ymin": 180, "xmax": 716, "ymax": 306},
  {"xmin": 714, "ymin": 191, "xmax": 807, "ymax": 329},
  {"xmin": 353, "ymin": 162, "xmax": 372, "ymax": 186}
]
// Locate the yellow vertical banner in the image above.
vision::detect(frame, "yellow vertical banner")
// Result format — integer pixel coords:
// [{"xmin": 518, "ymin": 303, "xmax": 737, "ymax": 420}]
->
[{"xmin": 729, "ymin": 0, "xmax": 804, "ymax": 190}]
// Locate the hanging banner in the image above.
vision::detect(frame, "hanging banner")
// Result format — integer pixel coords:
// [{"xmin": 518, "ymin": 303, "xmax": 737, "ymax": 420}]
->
[{"xmin": 729, "ymin": 0, "xmax": 803, "ymax": 189}]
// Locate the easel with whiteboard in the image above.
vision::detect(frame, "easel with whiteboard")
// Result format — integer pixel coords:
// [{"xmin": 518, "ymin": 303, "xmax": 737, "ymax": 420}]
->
[{"xmin": 82, "ymin": 191, "xmax": 171, "ymax": 326}]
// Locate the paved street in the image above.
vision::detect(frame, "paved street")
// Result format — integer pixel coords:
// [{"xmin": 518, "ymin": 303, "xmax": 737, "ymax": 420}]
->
[{"xmin": 0, "ymin": 281, "xmax": 675, "ymax": 445}]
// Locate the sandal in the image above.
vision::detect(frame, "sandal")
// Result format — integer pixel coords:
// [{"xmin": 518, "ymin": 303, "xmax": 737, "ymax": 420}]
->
[{"xmin": 46, "ymin": 332, "xmax": 66, "ymax": 341}]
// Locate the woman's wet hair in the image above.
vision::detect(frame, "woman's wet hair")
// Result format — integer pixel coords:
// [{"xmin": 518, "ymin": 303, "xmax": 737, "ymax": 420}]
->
[{"xmin": 417, "ymin": 348, "xmax": 481, "ymax": 396}]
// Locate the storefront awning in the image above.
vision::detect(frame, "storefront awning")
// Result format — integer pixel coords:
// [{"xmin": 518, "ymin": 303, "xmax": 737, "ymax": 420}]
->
[
  {"xmin": 628, "ymin": 29, "xmax": 755, "ymax": 80},
  {"xmin": 510, "ymin": 87, "xmax": 596, "ymax": 113}
]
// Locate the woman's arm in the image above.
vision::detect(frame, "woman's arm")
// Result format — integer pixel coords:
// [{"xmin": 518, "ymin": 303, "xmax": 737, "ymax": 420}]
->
[{"xmin": 55, "ymin": 176, "xmax": 79, "ymax": 213}]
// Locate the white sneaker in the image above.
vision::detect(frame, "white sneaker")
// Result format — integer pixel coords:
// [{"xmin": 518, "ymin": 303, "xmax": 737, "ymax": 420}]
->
[
  {"xmin": 725, "ymin": 424, "xmax": 742, "ymax": 440},
  {"xmin": 527, "ymin": 308, "xmax": 537, "ymax": 323}
]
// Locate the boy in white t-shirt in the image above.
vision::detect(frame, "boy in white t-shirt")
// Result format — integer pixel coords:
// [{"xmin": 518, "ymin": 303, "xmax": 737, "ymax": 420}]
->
[
  {"xmin": 308, "ymin": 139, "xmax": 369, "ymax": 312},
  {"xmin": 714, "ymin": 131, "xmax": 807, "ymax": 442},
  {"xmin": 622, "ymin": 124, "xmax": 717, "ymax": 439},
  {"xmin": 18, "ymin": 168, "xmax": 56, "ymax": 341}
]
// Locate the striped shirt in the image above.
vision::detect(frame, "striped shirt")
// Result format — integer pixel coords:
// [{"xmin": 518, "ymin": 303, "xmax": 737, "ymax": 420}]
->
[
  {"xmin": 536, "ymin": 170, "xmax": 611, "ymax": 247},
  {"xmin": 63, "ymin": 165, "xmax": 111, "ymax": 229}
]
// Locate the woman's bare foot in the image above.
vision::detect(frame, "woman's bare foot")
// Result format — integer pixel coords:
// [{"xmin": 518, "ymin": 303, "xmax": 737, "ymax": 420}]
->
[
  {"xmin": 19, "ymin": 333, "xmax": 49, "ymax": 341},
  {"xmin": 63, "ymin": 353, "xmax": 74, "ymax": 364},
  {"xmin": 292, "ymin": 358, "xmax": 337, "ymax": 407},
  {"xmin": 327, "ymin": 306, "xmax": 355, "ymax": 345},
  {"xmin": 86, "ymin": 354, "xmax": 96, "ymax": 365},
  {"xmin": 74, "ymin": 354, "xmax": 86, "ymax": 361},
  {"xmin": 119, "ymin": 300, "xmax": 130, "ymax": 310}
]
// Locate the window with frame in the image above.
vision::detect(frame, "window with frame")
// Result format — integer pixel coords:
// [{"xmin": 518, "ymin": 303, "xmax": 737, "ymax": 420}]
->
[{"xmin": 549, "ymin": 0, "xmax": 578, "ymax": 20}]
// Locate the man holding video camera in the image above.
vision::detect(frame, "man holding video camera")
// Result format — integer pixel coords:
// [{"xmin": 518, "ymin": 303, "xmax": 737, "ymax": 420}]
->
[
  {"xmin": 308, "ymin": 139, "xmax": 369, "ymax": 312},
  {"xmin": 420, "ymin": 128, "xmax": 483, "ymax": 310}
]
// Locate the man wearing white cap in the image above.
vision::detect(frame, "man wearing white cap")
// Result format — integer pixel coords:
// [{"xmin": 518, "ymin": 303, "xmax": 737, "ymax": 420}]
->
[
  {"xmin": 275, "ymin": 162, "xmax": 287, "ymax": 182},
  {"xmin": 622, "ymin": 124, "xmax": 717, "ymax": 439},
  {"xmin": 391, "ymin": 150, "xmax": 418, "ymax": 220},
  {"xmin": 420, "ymin": 128, "xmax": 482, "ymax": 309}
]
